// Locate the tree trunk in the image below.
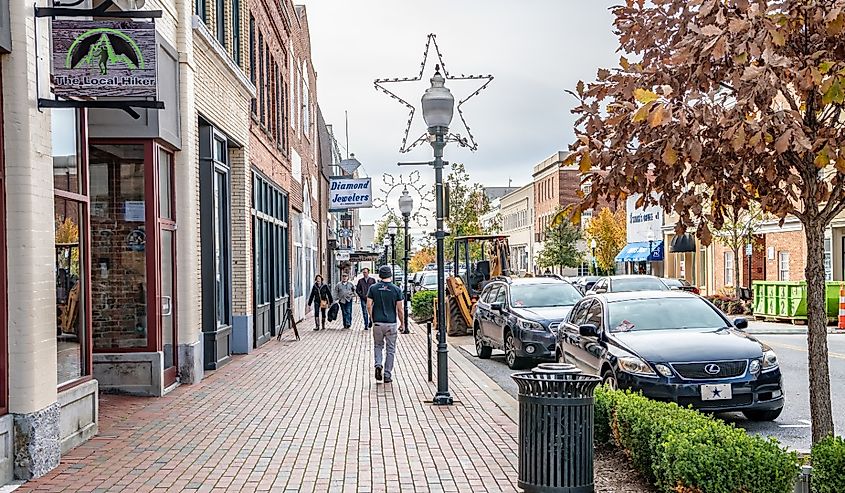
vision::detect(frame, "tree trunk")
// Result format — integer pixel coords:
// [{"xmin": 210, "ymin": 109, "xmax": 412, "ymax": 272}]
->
[
  {"xmin": 804, "ymin": 220, "xmax": 835, "ymax": 443},
  {"xmin": 733, "ymin": 246, "xmax": 741, "ymax": 299}
]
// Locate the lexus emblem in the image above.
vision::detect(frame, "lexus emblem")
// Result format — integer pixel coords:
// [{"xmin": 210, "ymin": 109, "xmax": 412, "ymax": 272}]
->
[{"xmin": 704, "ymin": 364, "xmax": 721, "ymax": 375}]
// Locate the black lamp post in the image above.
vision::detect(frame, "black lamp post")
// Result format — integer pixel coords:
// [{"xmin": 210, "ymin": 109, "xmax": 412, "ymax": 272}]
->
[
  {"xmin": 590, "ymin": 238, "xmax": 598, "ymax": 276},
  {"xmin": 382, "ymin": 237, "xmax": 390, "ymax": 267},
  {"xmin": 399, "ymin": 188, "xmax": 414, "ymax": 334},
  {"xmin": 388, "ymin": 222, "xmax": 398, "ymax": 277},
  {"xmin": 422, "ymin": 66, "xmax": 455, "ymax": 406}
]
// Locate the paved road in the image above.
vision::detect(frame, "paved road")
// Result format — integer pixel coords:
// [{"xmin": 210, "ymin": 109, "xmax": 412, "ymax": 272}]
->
[{"xmin": 453, "ymin": 333, "xmax": 845, "ymax": 451}]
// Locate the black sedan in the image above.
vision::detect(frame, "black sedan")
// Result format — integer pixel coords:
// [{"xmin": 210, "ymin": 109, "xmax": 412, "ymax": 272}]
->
[
  {"xmin": 473, "ymin": 277, "xmax": 583, "ymax": 369},
  {"xmin": 556, "ymin": 291, "xmax": 783, "ymax": 421}
]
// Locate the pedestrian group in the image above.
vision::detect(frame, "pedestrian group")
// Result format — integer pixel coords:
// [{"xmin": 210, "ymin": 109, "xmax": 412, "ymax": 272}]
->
[{"xmin": 307, "ymin": 265, "xmax": 405, "ymax": 384}]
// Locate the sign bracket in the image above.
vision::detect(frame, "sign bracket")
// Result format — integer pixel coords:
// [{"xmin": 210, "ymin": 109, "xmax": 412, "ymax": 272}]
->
[
  {"xmin": 38, "ymin": 98, "xmax": 164, "ymax": 119},
  {"xmin": 35, "ymin": 0, "xmax": 162, "ymax": 19}
]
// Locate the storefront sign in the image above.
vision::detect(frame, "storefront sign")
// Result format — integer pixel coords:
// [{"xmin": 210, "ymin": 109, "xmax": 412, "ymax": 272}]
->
[
  {"xmin": 336, "ymin": 251, "xmax": 351, "ymax": 261},
  {"xmin": 329, "ymin": 178, "xmax": 372, "ymax": 211},
  {"xmin": 626, "ymin": 194, "xmax": 663, "ymax": 243},
  {"xmin": 52, "ymin": 20, "xmax": 157, "ymax": 98}
]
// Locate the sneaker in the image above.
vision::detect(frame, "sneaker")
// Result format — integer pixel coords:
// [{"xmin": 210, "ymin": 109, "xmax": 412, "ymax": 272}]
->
[
  {"xmin": 375, "ymin": 366, "xmax": 383, "ymax": 381},
  {"xmin": 384, "ymin": 376, "xmax": 393, "ymax": 384}
]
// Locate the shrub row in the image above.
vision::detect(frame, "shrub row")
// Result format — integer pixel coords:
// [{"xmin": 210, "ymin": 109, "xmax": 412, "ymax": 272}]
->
[
  {"xmin": 594, "ymin": 386, "xmax": 799, "ymax": 493},
  {"xmin": 410, "ymin": 290, "xmax": 436, "ymax": 322},
  {"xmin": 811, "ymin": 435, "xmax": 845, "ymax": 493},
  {"xmin": 705, "ymin": 295, "xmax": 752, "ymax": 315}
]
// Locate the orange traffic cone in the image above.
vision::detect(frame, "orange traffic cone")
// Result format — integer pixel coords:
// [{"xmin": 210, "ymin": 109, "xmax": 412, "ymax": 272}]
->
[{"xmin": 838, "ymin": 283, "xmax": 845, "ymax": 332}]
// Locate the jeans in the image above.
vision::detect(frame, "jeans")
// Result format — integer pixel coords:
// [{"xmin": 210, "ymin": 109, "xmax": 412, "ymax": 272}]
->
[
  {"xmin": 373, "ymin": 322, "xmax": 398, "ymax": 378},
  {"xmin": 313, "ymin": 304, "xmax": 326, "ymax": 329},
  {"xmin": 360, "ymin": 299, "xmax": 370, "ymax": 328},
  {"xmin": 340, "ymin": 301, "xmax": 353, "ymax": 327}
]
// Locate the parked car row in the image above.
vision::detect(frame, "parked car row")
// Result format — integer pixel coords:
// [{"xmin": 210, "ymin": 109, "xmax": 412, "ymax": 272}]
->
[{"xmin": 471, "ymin": 275, "xmax": 784, "ymax": 421}]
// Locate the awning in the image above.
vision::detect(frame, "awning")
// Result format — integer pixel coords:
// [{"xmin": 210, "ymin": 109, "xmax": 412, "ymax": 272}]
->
[
  {"xmin": 614, "ymin": 241, "xmax": 664, "ymax": 262},
  {"xmin": 670, "ymin": 233, "xmax": 697, "ymax": 253}
]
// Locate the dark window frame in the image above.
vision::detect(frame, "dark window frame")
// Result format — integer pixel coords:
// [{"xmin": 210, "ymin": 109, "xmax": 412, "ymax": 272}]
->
[
  {"xmin": 215, "ymin": 0, "xmax": 226, "ymax": 48},
  {"xmin": 249, "ymin": 14, "xmax": 256, "ymax": 116},
  {"xmin": 232, "ymin": 0, "xmax": 240, "ymax": 65}
]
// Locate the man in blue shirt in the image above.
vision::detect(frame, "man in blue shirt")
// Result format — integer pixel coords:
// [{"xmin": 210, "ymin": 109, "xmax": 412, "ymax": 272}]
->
[{"xmin": 367, "ymin": 265, "xmax": 405, "ymax": 383}]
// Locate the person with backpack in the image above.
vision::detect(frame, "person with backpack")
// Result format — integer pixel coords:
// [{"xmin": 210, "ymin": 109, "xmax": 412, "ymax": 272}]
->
[
  {"xmin": 367, "ymin": 265, "xmax": 405, "ymax": 383},
  {"xmin": 355, "ymin": 268, "xmax": 376, "ymax": 330},
  {"xmin": 333, "ymin": 272, "xmax": 356, "ymax": 329},
  {"xmin": 307, "ymin": 275, "xmax": 332, "ymax": 330}
]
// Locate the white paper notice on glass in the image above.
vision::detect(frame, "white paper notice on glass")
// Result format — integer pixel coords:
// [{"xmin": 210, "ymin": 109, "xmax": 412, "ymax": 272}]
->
[{"xmin": 124, "ymin": 201, "xmax": 145, "ymax": 222}]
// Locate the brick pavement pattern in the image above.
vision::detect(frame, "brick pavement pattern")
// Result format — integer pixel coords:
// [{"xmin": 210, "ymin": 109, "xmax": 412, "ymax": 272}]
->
[{"xmin": 21, "ymin": 306, "xmax": 519, "ymax": 492}]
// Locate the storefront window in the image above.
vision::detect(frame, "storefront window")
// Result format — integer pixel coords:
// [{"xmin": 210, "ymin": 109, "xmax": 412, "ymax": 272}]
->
[
  {"xmin": 53, "ymin": 108, "xmax": 90, "ymax": 386},
  {"xmin": 89, "ymin": 143, "xmax": 148, "ymax": 350}
]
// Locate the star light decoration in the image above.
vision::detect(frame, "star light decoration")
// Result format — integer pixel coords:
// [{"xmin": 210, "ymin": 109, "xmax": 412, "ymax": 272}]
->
[
  {"xmin": 374, "ymin": 33, "xmax": 494, "ymax": 153},
  {"xmin": 373, "ymin": 171, "xmax": 434, "ymax": 227}
]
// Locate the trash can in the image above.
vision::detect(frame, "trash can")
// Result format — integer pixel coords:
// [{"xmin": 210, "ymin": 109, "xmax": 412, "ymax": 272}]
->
[{"xmin": 511, "ymin": 363, "xmax": 601, "ymax": 493}]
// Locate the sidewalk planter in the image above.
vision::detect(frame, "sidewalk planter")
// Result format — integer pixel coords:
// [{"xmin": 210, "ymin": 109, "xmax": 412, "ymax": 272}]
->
[
  {"xmin": 410, "ymin": 291, "xmax": 436, "ymax": 322},
  {"xmin": 752, "ymin": 281, "xmax": 842, "ymax": 322},
  {"xmin": 810, "ymin": 435, "xmax": 845, "ymax": 493},
  {"xmin": 594, "ymin": 386, "xmax": 799, "ymax": 493}
]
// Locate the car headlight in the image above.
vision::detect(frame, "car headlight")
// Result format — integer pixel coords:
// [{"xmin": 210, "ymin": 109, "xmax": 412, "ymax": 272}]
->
[
  {"xmin": 518, "ymin": 319, "xmax": 545, "ymax": 331},
  {"xmin": 762, "ymin": 350, "xmax": 778, "ymax": 371},
  {"xmin": 654, "ymin": 364, "xmax": 673, "ymax": 377},
  {"xmin": 618, "ymin": 356, "xmax": 657, "ymax": 377}
]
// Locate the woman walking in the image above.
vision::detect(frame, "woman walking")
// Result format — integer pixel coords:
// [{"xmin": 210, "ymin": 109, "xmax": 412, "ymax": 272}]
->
[{"xmin": 307, "ymin": 275, "xmax": 332, "ymax": 330}]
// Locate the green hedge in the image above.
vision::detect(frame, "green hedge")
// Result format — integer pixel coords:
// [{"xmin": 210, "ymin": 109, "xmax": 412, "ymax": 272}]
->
[
  {"xmin": 593, "ymin": 386, "xmax": 799, "ymax": 493},
  {"xmin": 411, "ymin": 290, "xmax": 436, "ymax": 322},
  {"xmin": 812, "ymin": 435, "xmax": 845, "ymax": 493}
]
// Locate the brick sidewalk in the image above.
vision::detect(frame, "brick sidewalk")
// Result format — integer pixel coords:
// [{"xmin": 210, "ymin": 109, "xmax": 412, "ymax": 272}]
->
[{"xmin": 20, "ymin": 306, "xmax": 519, "ymax": 493}]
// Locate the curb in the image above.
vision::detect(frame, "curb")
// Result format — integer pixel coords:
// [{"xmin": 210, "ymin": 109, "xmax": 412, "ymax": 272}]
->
[{"xmin": 447, "ymin": 341, "xmax": 519, "ymax": 424}]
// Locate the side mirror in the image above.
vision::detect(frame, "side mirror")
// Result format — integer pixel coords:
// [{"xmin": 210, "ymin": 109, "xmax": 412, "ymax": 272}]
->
[
  {"xmin": 733, "ymin": 318, "xmax": 748, "ymax": 330},
  {"xmin": 490, "ymin": 303, "xmax": 503, "ymax": 312},
  {"xmin": 595, "ymin": 288, "xmax": 607, "ymax": 294},
  {"xmin": 579, "ymin": 324, "xmax": 599, "ymax": 337}
]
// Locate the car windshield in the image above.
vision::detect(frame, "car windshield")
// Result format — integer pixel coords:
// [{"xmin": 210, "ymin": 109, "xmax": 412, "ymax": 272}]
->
[
  {"xmin": 510, "ymin": 283, "xmax": 582, "ymax": 308},
  {"xmin": 607, "ymin": 297, "xmax": 725, "ymax": 332},
  {"xmin": 422, "ymin": 273, "xmax": 438, "ymax": 286},
  {"xmin": 662, "ymin": 278, "xmax": 682, "ymax": 288},
  {"xmin": 612, "ymin": 277, "xmax": 669, "ymax": 292}
]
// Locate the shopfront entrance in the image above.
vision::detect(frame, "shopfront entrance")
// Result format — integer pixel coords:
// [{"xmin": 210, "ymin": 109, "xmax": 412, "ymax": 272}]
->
[
  {"xmin": 252, "ymin": 171, "xmax": 289, "ymax": 347},
  {"xmin": 89, "ymin": 141, "xmax": 178, "ymax": 391}
]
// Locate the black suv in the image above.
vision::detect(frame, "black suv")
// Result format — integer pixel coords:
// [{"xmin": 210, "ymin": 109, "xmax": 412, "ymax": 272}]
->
[{"xmin": 473, "ymin": 277, "xmax": 583, "ymax": 369}]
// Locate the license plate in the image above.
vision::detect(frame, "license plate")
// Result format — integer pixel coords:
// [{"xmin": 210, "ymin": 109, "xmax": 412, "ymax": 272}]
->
[{"xmin": 700, "ymin": 383, "xmax": 732, "ymax": 401}]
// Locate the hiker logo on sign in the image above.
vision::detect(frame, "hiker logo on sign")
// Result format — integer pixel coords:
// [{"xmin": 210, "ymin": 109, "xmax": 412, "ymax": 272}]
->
[
  {"xmin": 52, "ymin": 20, "xmax": 157, "ymax": 98},
  {"xmin": 67, "ymin": 28, "xmax": 144, "ymax": 75}
]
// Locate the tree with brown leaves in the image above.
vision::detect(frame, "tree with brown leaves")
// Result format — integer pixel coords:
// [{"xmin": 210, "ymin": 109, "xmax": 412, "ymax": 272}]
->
[{"xmin": 570, "ymin": 0, "xmax": 845, "ymax": 442}]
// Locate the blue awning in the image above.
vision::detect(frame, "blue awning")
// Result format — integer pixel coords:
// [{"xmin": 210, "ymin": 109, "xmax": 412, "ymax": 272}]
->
[{"xmin": 615, "ymin": 241, "xmax": 664, "ymax": 262}]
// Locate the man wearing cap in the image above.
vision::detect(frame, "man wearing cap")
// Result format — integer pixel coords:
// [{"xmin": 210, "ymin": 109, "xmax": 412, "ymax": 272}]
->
[{"xmin": 367, "ymin": 265, "xmax": 405, "ymax": 383}]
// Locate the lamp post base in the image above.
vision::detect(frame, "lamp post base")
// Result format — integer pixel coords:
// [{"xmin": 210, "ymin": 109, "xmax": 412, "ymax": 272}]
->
[{"xmin": 432, "ymin": 392, "xmax": 453, "ymax": 406}]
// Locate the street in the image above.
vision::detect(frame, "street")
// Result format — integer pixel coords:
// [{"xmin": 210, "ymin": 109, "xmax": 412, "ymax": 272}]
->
[{"xmin": 453, "ymin": 333, "xmax": 845, "ymax": 451}]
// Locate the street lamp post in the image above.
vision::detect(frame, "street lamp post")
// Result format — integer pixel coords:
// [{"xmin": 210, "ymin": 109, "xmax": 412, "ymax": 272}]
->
[
  {"xmin": 590, "ymin": 238, "xmax": 597, "ymax": 275},
  {"xmin": 383, "ymin": 237, "xmax": 390, "ymax": 267},
  {"xmin": 647, "ymin": 230, "xmax": 655, "ymax": 276},
  {"xmin": 399, "ymin": 188, "xmax": 414, "ymax": 335},
  {"xmin": 388, "ymin": 222, "xmax": 398, "ymax": 277},
  {"xmin": 422, "ymin": 66, "xmax": 455, "ymax": 406}
]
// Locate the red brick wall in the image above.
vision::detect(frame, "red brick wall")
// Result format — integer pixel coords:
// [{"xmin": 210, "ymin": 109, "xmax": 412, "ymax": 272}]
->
[
  {"xmin": 764, "ymin": 230, "xmax": 806, "ymax": 281},
  {"xmin": 713, "ymin": 235, "xmax": 766, "ymax": 292}
]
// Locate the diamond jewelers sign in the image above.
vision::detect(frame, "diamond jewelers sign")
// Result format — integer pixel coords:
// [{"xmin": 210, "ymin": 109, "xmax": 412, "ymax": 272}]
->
[
  {"xmin": 52, "ymin": 20, "xmax": 157, "ymax": 98},
  {"xmin": 329, "ymin": 178, "xmax": 372, "ymax": 211}
]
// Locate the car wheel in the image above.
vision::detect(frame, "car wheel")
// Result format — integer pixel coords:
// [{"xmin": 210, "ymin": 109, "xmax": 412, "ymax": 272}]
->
[
  {"xmin": 505, "ymin": 332, "xmax": 528, "ymax": 370},
  {"xmin": 742, "ymin": 407, "xmax": 783, "ymax": 422},
  {"xmin": 475, "ymin": 327, "xmax": 492, "ymax": 359},
  {"xmin": 602, "ymin": 369, "xmax": 618, "ymax": 390}
]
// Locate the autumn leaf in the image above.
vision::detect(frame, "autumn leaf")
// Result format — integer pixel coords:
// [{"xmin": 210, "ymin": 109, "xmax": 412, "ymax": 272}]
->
[
  {"xmin": 649, "ymin": 104, "xmax": 666, "ymax": 127},
  {"xmin": 662, "ymin": 142, "xmax": 678, "ymax": 165},
  {"xmin": 576, "ymin": 80, "xmax": 585, "ymax": 96},
  {"xmin": 632, "ymin": 100, "xmax": 655, "ymax": 122},
  {"xmin": 820, "ymin": 61, "xmax": 835, "ymax": 75},
  {"xmin": 822, "ymin": 77, "xmax": 844, "ymax": 105},
  {"xmin": 620, "ymin": 56, "xmax": 630, "ymax": 71},
  {"xmin": 769, "ymin": 28, "xmax": 785, "ymax": 46},
  {"xmin": 815, "ymin": 146, "xmax": 832, "ymax": 168},
  {"xmin": 634, "ymin": 88, "xmax": 659, "ymax": 104},
  {"xmin": 579, "ymin": 151, "xmax": 593, "ymax": 173},
  {"xmin": 775, "ymin": 130, "xmax": 791, "ymax": 154}
]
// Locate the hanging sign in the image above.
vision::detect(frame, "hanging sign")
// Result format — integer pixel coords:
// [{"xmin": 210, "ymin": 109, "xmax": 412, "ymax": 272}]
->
[
  {"xmin": 52, "ymin": 20, "xmax": 157, "ymax": 98},
  {"xmin": 329, "ymin": 177, "xmax": 372, "ymax": 211}
]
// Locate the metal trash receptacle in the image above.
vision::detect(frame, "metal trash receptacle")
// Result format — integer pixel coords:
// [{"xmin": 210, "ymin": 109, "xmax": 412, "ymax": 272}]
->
[{"xmin": 511, "ymin": 363, "xmax": 601, "ymax": 493}]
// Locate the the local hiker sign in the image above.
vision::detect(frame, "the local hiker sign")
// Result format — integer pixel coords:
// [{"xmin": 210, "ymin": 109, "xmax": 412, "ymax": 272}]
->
[
  {"xmin": 52, "ymin": 20, "xmax": 157, "ymax": 98},
  {"xmin": 329, "ymin": 177, "xmax": 372, "ymax": 211}
]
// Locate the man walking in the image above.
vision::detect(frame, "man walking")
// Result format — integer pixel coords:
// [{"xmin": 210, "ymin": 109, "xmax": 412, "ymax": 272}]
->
[
  {"xmin": 333, "ymin": 272, "xmax": 356, "ymax": 329},
  {"xmin": 367, "ymin": 265, "xmax": 405, "ymax": 383},
  {"xmin": 356, "ymin": 268, "xmax": 376, "ymax": 330}
]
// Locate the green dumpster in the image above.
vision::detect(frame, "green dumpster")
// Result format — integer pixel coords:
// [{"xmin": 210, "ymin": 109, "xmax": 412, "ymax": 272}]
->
[{"xmin": 751, "ymin": 280, "xmax": 843, "ymax": 322}]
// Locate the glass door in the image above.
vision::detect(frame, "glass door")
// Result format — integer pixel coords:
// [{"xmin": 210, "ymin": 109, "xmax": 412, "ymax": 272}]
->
[{"xmin": 158, "ymin": 147, "xmax": 177, "ymax": 387}]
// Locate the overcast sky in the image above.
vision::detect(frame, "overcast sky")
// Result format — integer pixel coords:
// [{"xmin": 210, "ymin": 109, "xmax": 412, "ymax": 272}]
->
[{"xmin": 302, "ymin": 0, "xmax": 619, "ymax": 227}]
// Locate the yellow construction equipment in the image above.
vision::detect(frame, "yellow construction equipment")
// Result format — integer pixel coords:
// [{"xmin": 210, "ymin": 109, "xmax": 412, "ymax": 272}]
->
[{"xmin": 443, "ymin": 235, "xmax": 511, "ymax": 336}]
